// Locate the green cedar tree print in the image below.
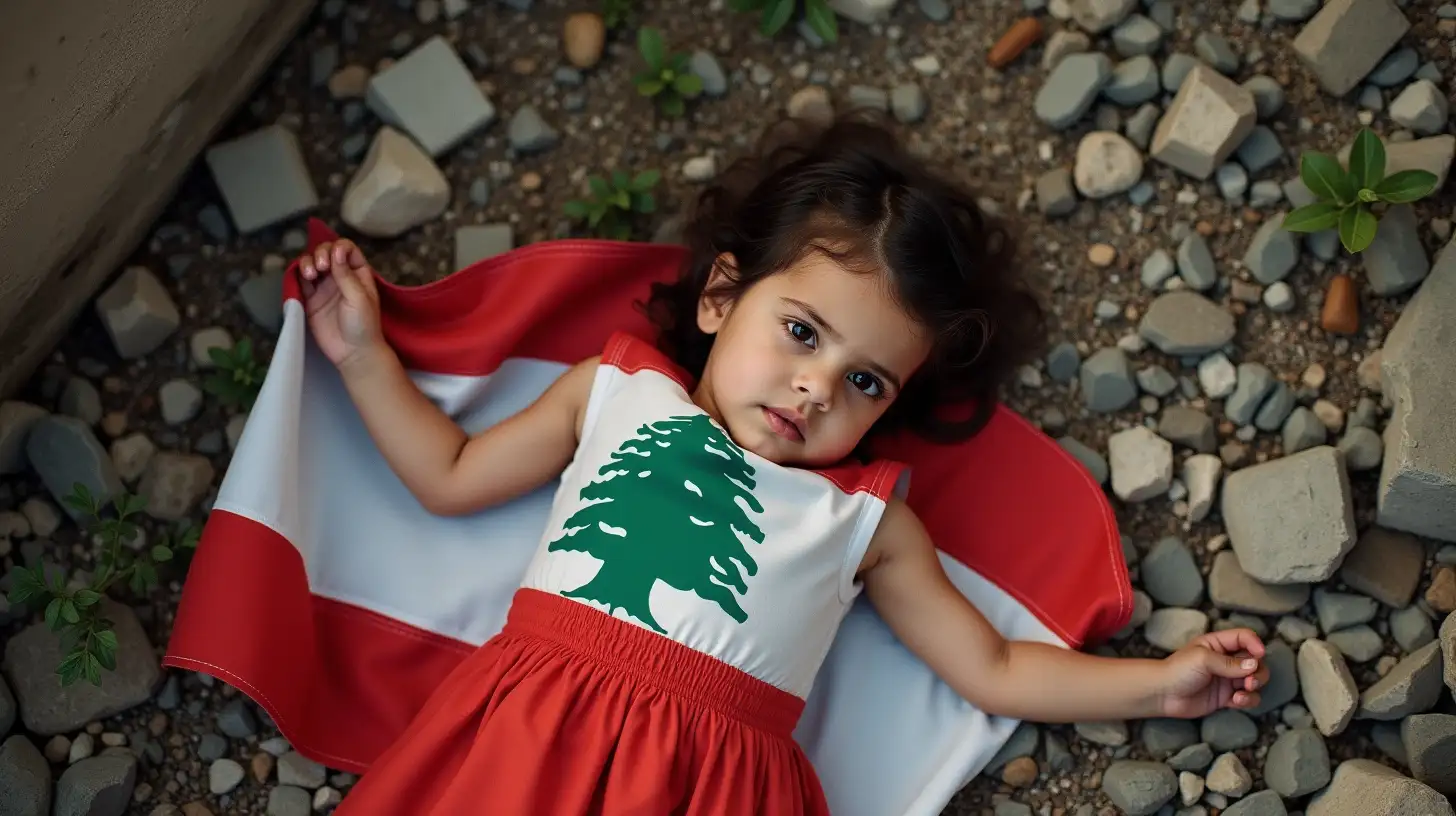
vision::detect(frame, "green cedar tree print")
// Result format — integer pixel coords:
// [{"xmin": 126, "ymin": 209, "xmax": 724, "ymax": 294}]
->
[{"xmin": 547, "ymin": 413, "xmax": 766, "ymax": 633}]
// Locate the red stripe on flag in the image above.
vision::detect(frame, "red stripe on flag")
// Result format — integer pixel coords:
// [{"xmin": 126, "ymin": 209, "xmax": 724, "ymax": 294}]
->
[{"xmin": 163, "ymin": 510, "xmax": 474, "ymax": 773}]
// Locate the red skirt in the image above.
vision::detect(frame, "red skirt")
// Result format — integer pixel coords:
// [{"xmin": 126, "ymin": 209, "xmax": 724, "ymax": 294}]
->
[{"xmin": 333, "ymin": 588, "xmax": 831, "ymax": 815}]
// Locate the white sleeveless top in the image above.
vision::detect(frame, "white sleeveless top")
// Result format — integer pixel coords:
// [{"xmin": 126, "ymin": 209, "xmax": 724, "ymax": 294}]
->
[{"xmin": 518, "ymin": 332, "xmax": 907, "ymax": 699}]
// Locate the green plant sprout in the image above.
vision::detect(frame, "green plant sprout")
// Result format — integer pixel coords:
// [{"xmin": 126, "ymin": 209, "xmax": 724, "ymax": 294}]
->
[
  {"xmin": 5, "ymin": 483, "xmax": 200, "ymax": 686},
  {"xmin": 633, "ymin": 27, "xmax": 703, "ymax": 118},
  {"xmin": 563, "ymin": 169, "xmax": 661, "ymax": 241},
  {"xmin": 203, "ymin": 337, "xmax": 266, "ymax": 410},
  {"xmin": 730, "ymin": 0, "xmax": 838, "ymax": 44},
  {"xmin": 601, "ymin": 0, "xmax": 635, "ymax": 29},
  {"xmin": 1282, "ymin": 128, "xmax": 1439, "ymax": 254}
]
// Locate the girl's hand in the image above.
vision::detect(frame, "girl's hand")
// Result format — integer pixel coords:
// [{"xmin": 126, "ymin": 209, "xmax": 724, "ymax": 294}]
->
[
  {"xmin": 1158, "ymin": 629, "xmax": 1270, "ymax": 719},
  {"xmin": 298, "ymin": 239, "xmax": 385, "ymax": 370}
]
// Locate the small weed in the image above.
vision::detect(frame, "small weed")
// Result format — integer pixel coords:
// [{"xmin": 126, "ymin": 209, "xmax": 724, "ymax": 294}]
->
[
  {"xmin": 5, "ymin": 483, "xmax": 200, "ymax": 686},
  {"xmin": 1283, "ymin": 128, "xmax": 1439, "ymax": 254},
  {"xmin": 633, "ymin": 27, "xmax": 703, "ymax": 118},
  {"xmin": 601, "ymin": 0, "xmax": 635, "ymax": 29},
  {"xmin": 730, "ymin": 0, "xmax": 838, "ymax": 43},
  {"xmin": 563, "ymin": 169, "xmax": 661, "ymax": 241},
  {"xmin": 203, "ymin": 337, "xmax": 266, "ymax": 410}
]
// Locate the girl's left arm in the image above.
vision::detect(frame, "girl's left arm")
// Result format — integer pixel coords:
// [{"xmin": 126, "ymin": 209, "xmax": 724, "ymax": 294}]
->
[{"xmin": 858, "ymin": 498, "xmax": 1270, "ymax": 723}]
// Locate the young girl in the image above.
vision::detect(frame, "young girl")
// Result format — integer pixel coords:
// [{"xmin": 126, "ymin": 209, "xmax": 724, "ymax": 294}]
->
[{"xmin": 299, "ymin": 116, "xmax": 1269, "ymax": 815}]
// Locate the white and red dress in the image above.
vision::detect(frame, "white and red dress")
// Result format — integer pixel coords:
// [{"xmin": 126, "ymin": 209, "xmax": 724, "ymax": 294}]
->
[{"xmin": 334, "ymin": 331, "xmax": 906, "ymax": 815}]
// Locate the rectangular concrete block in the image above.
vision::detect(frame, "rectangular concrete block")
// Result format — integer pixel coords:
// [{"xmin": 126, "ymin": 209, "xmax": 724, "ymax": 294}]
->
[
  {"xmin": 1292, "ymin": 0, "xmax": 1410, "ymax": 96},
  {"xmin": 1378, "ymin": 238, "xmax": 1456, "ymax": 543},
  {"xmin": 366, "ymin": 35, "xmax": 497, "ymax": 157},
  {"xmin": 454, "ymin": 224, "xmax": 515, "ymax": 269},
  {"xmin": 204, "ymin": 124, "xmax": 319, "ymax": 234},
  {"xmin": 0, "ymin": 0, "xmax": 318, "ymax": 403}
]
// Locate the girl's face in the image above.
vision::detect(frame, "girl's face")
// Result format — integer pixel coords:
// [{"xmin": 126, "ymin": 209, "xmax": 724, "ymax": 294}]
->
[{"xmin": 692, "ymin": 249, "xmax": 933, "ymax": 467}]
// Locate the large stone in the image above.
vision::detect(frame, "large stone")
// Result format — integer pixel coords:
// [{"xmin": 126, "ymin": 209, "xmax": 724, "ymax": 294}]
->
[
  {"xmin": 53, "ymin": 753, "xmax": 137, "ymax": 816},
  {"xmin": 1073, "ymin": 132, "xmax": 1144, "ymax": 198},
  {"xmin": 1102, "ymin": 760, "xmax": 1177, "ymax": 815},
  {"xmin": 1339, "ymin": 527, "xmax": 1424, "ymax": 607},
  {"xmin": 93, "ymin": 266, "xmax": 181, "ymax": 360},
  {"xmin": 1138, "ymin": 291, "xmax": 1236, "ymax": 355},
  {"xmin": 1150, "ymin": 65, "xmax": 1257, "ymax": 179},
  {"xmin": 1222, "ymin": 446, "xmax": 1358, "ymax": 584},
  {"xmin": 1297, "ymin": 638, "xmax": 1359, "ymax": 736},
  {"xmin": 1357, "ymin": 640, "xmax": 1446, "ymax": 720},
  {"xmin": 1363, "ymin": 204, "xmax": 1430, "ymax": 296},
  {"xmin": 24, "ymin": 415, "xmax": 125, "ymax": 520},
  {"xmin": 1306, "ymin": 758, "xmax": 1454, "ymax": 816},
  {"xmin": 1069, "ymin": 0, "xmax": 1138, "ymax": 32},
  {"xmin": 1377, "ymin": 238, "xmax": 1456, "ymax": 542},
  {"xmin": 366, "ymin": 35, "xmax": 496, "ymax": 156},
  {"xmin": 1243, "ymin": 218, "xmax": 1300, "ymax": 285},
  {"xmin": 1141, "ymin": 537, "xmax": 1204, "ymax": 606},
  {"xmin": 1292, "ymin": 0, "xmax": 1411, "ymax": 96},
  {"xmin": 1207, "ymin": 551, "xmax": 1310, "ymax": 614},
  {"xmin": 137, "ymin": 452, "xmax": 215, "ymax": 521},
  {"xmin": 1080, "ymin": 347, "xmax": 1138, "ymax": 412},
  {"xmin": 1223, "ymin": 790, "xmax": 1289, "ymax": 816},
  {"xmin": 341, "ymin": 127, "xmax": 451, "ymax": 239},
  {"xmin": 1400, "ymin": 714, "xmax": 1456, "ymax": 796},
  {"xmin": 1108, "ymin": 426, "xmax": 1173, "ymax": 502},
  {"xmin": 1035, "ymin": 53, "xmax": 1113, "ymax": 129},
  {"xmin": 0, "ymin": 734, "xmax": 50, "ymax": 816},
  {"xmin": 2, "ymin": 600, "xmax": 161, "ymax": 735},
  {"xmin": 202, "ymin": 124, "xmax": 319, "ymax": 234},
  {"xmin": 1159, "ymin": 406, "xmax": 1216, "ymax": 453}
]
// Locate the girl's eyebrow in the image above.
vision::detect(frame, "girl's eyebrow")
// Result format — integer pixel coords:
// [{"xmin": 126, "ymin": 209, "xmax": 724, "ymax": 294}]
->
[{"xmin": 783, "ymin": 297, "xmax": 903, "ymax": 391}]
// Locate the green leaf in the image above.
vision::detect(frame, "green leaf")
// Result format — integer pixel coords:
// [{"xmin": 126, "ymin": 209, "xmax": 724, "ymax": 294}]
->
[
  {"xmin": 45, "ymin": 597, "xmax": 64, "ymax": 631},
  {"xmin": 638, "ymin": 27, "xmax": 665, "ymax": 71},
  {"xmin": 152, "ymin": 545, "xmax": 173, "ymax": 562},
  {"xmin": 72, "ymin": 588, "xmax": 101, "ymax": 608},
  {"xmin": 60, "ymin": 599, "xmax": 80, "ymax": 625},
  {"xmin": 635, "ymin": 77, "xmax": 664, "ymax": 97},
  {"xmin": 121, "ymin": 493, "xmax": 146, "ymax": 519},
  {"xmin": 634, "ymin": 192, "xmax": 657, "ymax": 214},
  {"xmin": 659, "ymin": 92, "xmax": 685, "ymax": 118},
  {"xmin": 1347, "ymin": 128, "xmax": 1386, "ymax": 191},
  {"xmin": 1338, "ymin": 205, "xmax": 1379, "ymax": 253},
  {"xmin": 207, "ymin": 346, "xmax": 232, "ymax": 368},
  {"xmin": 631, "ymin": 170, "xmax": 660, "ymax": 191},
  {"xmin": 805, "ymin": 0, "xmax": 839, "ymax": 42},
  {"xmin": 1300, "ymin": 151, "xmax": 1356, "ymax": 206},
  {"xmin": 6, "ymin": 564, "xmax": 48, "ymax": 605},
  {"xmin": 93, "ymin": 629, "xmax": 119, "ymax": 671},
  {"xmin": 56, "ymin": 649, "xmax": 86, "ymax": 687},
  {"xmin": 1282, "ymin": 202, "xmax": 1344, "ymax": 233},
  {"xmin": 588, "ymin": 175, "xmax": 611, "ymax": 200},
  {"xmin": 761, "ymin": 0, "xmax": 795, "ymax": 35},
  {"xmin": 64, "ymin": 483, "xmax": 96, "ymax": 518},
  {"xmin": 236, "ymin": 336, "xmax": 253, "ymax": 361},
  {"xmin": 563, "ymin": 199, "xmax": 591, "ymax": 220},
  {"xmin": 612, "ymin": 189, "xmax": 631, "ymax": 210},
  {"xmin": 1357, "ymin": 188, "xmax": 1380, "ymax": 203},
  {"xmin": 1372, "ymin": 169, "xmax": 1439, "ymax": 204},
  {"xmin": 611, "ymin": 169, "xmax": 629, "ymax": 190},
  {"xmin": 673, "ymin": 72, "xmax": 703, "ymax": 98},
  {"xmin": 588, "ymin": 207, "xmax": 606, "ymax": 228}
]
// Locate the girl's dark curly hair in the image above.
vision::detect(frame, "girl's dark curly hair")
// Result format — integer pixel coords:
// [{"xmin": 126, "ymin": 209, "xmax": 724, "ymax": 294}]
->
[{"xmin": 641, "ymin": 112, "xmax": 1046, "ymax": 446}]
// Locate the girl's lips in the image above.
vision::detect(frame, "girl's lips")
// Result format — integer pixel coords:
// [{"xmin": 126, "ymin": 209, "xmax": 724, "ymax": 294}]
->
[{"xmin": 762, "ymin": 406, "xmax": 804, "ymax": 442}]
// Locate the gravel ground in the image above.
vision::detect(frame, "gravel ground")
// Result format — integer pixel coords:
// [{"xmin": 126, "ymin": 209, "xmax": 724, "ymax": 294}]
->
[{"xmin": 4, "ymin": 0, "xmax": 1456, "ymax": 814}]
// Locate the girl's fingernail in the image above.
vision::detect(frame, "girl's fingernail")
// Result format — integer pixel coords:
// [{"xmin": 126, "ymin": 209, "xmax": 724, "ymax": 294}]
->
[{"xmin": 1242, "ymin": 659, "xmax": 1257, "ymax": 670}]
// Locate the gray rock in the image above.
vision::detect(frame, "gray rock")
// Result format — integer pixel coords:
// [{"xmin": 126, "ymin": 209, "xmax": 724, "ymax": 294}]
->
[
  {"xmin": 1125, "ymin": 103, "xmax": 1161, "ymax": 150},
  {"xmin": 1081, "ymin": 347, "xmax": 1138, "ymax": 412},
  {"xmin": 1151, "ymin": 65, "xmax": 1257, "ymax": 179},
  {"xmin": 1102, "ymin": 760, "xmax": 1177, "ymax": 815},
  {"xmin": 238, "ymin": 267, "xmax": 285, "ymax": 332},
  {"xmin": 1199, "ymin": 353, "xmax": 1238, "ymax": 400},
  {"xmin": 24, "ymin": 416, "xmax": 124, "ymax": 519},
  {"xmin": 1141, "ymin": 249, "xmax": 1177, "ymax": 289},
  {"xmin": 1328, "ymin": 625, "xmax": 1384, "ymax": 661},
  {"xmin": 1047, "ymin": 342, "xmax": 1081, "ymax": 382},
  {"xmin": 1059, "ymin": 437, "xmax": 1109, "ymax": 485},
  {"xmin": 1399, "ymin": 714, "xmax": 1456, "ymax": 797},
  {"xmin": 1367, "ymin": 46, "xmax": 1419, "ymax": 87},
  {"xmin": 1076, "ymin": 720, "xmax": 1129, "ymax": 746},
  {"xmin": 0, "ymin": 735, "xmax": 51, "ymax": 816},
  {"xmin": 1045, "ymin": 731, "xmax": 1074, "ymax": 773},
  {"xmin": 1223, "ymin": 790, "xmax": 1289, "ymax": 816},
  {"xmin": 197, "ymin": 733, "xmax": 228, "ymax": 762},
  {"xmin": 1158, "ymin": 407, "xmax": 1216, "ymax": 453},
  {"xmin": 1358, "ymin": 640, "xmax": 1445, "ymax": 720},
  {"xmin": 1390, "ymin": 605, "xmax": 1435, "ymax": 651},
  {"xmin": 1111, "ymin": 14, "xmax": 1162, "ymax": 56},
  {"xmin": 1183, "ymin": 454, "xmax": 1222, "ymax": 522},
  {"xmin": 890, "ymin": 83, "xmax": 928, "ymax": 124},
  {"xmin": 1264, "ymin": 727, "xmax": 1331, "ymax": 798},
  {"xmin": 1254, "ymin": 381, "xmax": 1296, "ymax": 432},
  {"xmin": 1292, "ymin": 0, "xmax": 1411, "ymax": 96},
  {"xmin": 217, "ymin": 698, "xmax": 258, "ymax": 739},
  {"xmin": 1216, "ymin": 162, "xmax": 1249, "ymax": 201},
  {"xmin": 1371, "ymin": 721, "xmax": 1410, "ymax": 767},
  {"xmin": 1264, "ymin": 281, "xmax": 1295, "ymax": 312},
  {"xmin": 268, "ymin": 785, "xmax": 313, "ymax": 816},
  {"xmin": 202, "ymin": 125, "xmax": 320, "ymax": 234},
  {"xmin": 1202, "ymin": 709, "xmax": 1257, "ymax": 751},
  {"xmin": 0, "ymin": 401, "xmax": 48, "ymax": 475},
  {"xmin": 1146, "ymin": 608, "xmax": 1210, "ymax": 651},
  {"xmin": 1313, "ymin": 588, "xmax": 1378, "ymax": 635},
  {"xmin": 1243, "ymin": 218, "xmax": 1300, "ymax": 284},
  {"xmin": 1137, "ymin": 366, "xmax": 1178, "ymax": 397},
  {"xmin": 1236, "ymin": 125, "xmax": 1284, "ymax": 174},
  {"xmin": 1168, "ymin": 742, "xmax": 1213, "ymax": 772},
  {"xmin": 278, "ymin": 750, "xmax": 327, "ymax": 788},
  {"xmin": 985, "ymin": 721, "xmax": 1040, "ymax": 772},
  {"xmin": 1389, "ymin": 79, "xmax": 1448, "ymax": 135},
  {"xmin": 1221, "ymin": 446, "xmax": 1357, "ymax": 584},
  {"xmin": 1297, "ymin": 638, "xmax": 1359, "ymax": 736},
  {"xmin": 1339, "ymin": 527, "xmax": 1424, "ymax": 608},
  {"xmin": 1074, "ymin": 131, "xmax": 1144, "ymax": 198},
  {"xmin": 1206, "ymin": 751, "xmax": 1252, "ymax": 797},
  {"xmin": 1225, "ymin": 363, "xmax": 1276, "ymax": 426},
  {"xmin": 1105, "ymin": 56, "xmax": 1162, "ymax": 105},
  {"xmin": 1036, "ymin": 168, "xmax": 1078, "ymax": 217},
  {"xmin": 1108, "ymin": 426, "xmax": 1173, "ymax": 502},
  {"xmin": 94, "ymin": 266, "xmax": 181, "ymax": 360},
  {"xmin": 1377, "ymin": 239, "xmax": 1456, "ymax": 542},
  {"xmin": 1127, "ymin": 180, "xmax": 1155, "ymax": 206},
  {"xmin": 1249, "ymin": 180, "xmax": 1285, "ymax": 208},
  {"xmin": 1194, "ymin": 33, "xmax": 1240, "ymax": 74},
  {"xmin": 454, "ymin": 223, "xmax": 514, "ymax": 268},
  {"xmin": 1248, "ymin": 639, "xmax": 1300, "ymax": 716},
  {"xmin": 1141, "ymin": 719, "xmax": 1198, "ymax": 759},
  {"xmin": 1243, "ymin": 75, "xmax": 1286, "ymax": 119},
  {"xmin": 1161, "ymin": 53, "xmax": 1202, "ymax": 93},
  {"xmin": 690, "ymin": 51, "xmax": 727, "ymax": 96},
  {"xmin": 1139, "ymin": 291, "xmax": 1235, "ymax": 355},
  {"xmin": 59, "ymin": 378, "xmax": 102, "ymax": 427},
  {"xmin": 917, "ymin": 0, "xmax": 950, "ymax": 19},
  {"xmin": 1069, "ymin": 0, "xmax": 1137, "ymax": 32},
  {"xmin": 1268, "ymin": 0, "xmax": 1319, "ymax": 19},
  {"xmin": 1036, "ymin": 53, "xmax": 1113, "ymax": 129},
  {"xmin": 1363, "ymin": 205, "xmax": 1430, "ymax": 296},
  {"xmin": 1306, "ymin": 758, "xmax": 1454, "ymax": 816},
  {"xmin": 1282, "ymin": 406, "xmax": 1328, "ymax": 453},
  {"xmin": 1176, "ymin": 233, "xmax": 1218, "ymax": 291},
  {"xmin": 209, "ymin": 757, "xmax": 245, "ymax": 795},
  {"xmin": 158, "ymin": 379, "xmax": 202, "ymax": 426},
  {"xmin": 365, "ymin": 35, "xmax": 496, "ymax": 156},
  {"xmin": 1042, "ymin": 29, "xmax": 1092, "ymax": 71},
  {"xmin": 53, "ymin": 753, "xmax": 136, "ymax": 816},
  {"xmin": 1142, "ymin": 537, "xmax": 1205, "ymax": 606},
  {"xmin": 507, "ymin": 105, "xmax": 560, "ymax": 153}
]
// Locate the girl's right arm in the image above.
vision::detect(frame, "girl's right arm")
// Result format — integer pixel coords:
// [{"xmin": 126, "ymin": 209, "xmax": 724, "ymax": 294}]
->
[{"xmin": 337, "ymin": 346, "xmax": 598, "ymax": 517}]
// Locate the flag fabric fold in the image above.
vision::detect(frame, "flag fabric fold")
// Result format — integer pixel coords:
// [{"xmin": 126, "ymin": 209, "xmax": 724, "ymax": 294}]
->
[{"xmin": 163, "ymin": 218, "xmax": 1130, "ymax": 816}]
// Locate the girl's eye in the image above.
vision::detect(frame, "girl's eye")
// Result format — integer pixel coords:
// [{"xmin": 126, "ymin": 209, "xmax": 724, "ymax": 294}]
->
[
  {"xmin": 847, "ymin": 372, "xmax": 883, "ymax": 397},
  {"xmin": 787, "ymin": 321, "xmax": 816, "ymax": 346}
]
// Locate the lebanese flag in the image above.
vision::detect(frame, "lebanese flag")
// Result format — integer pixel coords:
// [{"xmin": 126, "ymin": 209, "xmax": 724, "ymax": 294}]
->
[{"xmin": 163, "ymin": 218, "xmax": 1131, "ymax": 816}]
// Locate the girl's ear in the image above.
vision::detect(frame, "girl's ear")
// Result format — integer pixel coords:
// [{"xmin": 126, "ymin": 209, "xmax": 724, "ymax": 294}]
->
[{"xmin": 696, "ymin": 252, "xmax": 738, "ymax": 335}]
